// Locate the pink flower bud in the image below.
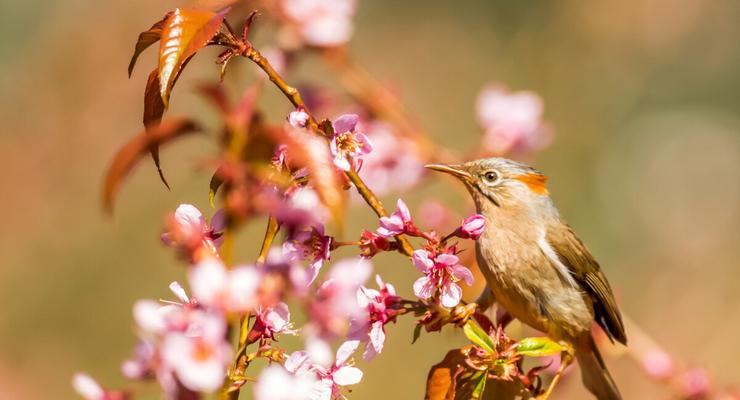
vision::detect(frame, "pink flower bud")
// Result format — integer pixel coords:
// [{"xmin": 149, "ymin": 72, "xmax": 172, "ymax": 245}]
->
[
  {"xmin": 458, "ymin": 214, "xmax": 486, "ymax": 240},
  {"xmin": 679, "ymin": 368, "xmax": 711, "ymax": 399},
  {"xmin": 288, "ymin": 109, "xmax": 310, "ymax": 128}
]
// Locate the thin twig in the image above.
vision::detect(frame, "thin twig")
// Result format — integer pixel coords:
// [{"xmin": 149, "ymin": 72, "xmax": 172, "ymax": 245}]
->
[
  {"xmin": 242, "ymin": 45, "xmax": 415, "ymax": 257},
  {"xmin": 220, "ymin": 216, "xmax": 280, "ymax": 400}
]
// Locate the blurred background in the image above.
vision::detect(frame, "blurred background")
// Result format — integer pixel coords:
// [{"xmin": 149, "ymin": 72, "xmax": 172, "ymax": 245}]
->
[{"xmin": 1, "ymin": 0, "xmax": 739, "ymax": 398}]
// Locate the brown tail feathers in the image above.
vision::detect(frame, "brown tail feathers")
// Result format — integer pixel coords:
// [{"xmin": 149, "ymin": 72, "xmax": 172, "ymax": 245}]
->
[{"xmin": 576, "ymin": 335, "xmax": 622, "ymax": 400}]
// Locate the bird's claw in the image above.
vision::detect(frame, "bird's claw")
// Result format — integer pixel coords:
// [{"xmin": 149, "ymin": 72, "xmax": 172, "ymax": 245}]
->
[{"xmin": 450, "ymin": 302, "xmax": 478, "ymax": 326}]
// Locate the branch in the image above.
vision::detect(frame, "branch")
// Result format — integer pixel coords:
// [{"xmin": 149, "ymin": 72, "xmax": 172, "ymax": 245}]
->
[
  {"xmin": 242, "ymin": 45, "xmax": 415, "ymax": 257},
  {"xmin": 220, "ymin": 216, "xmax": 280, "ymax": 400}
]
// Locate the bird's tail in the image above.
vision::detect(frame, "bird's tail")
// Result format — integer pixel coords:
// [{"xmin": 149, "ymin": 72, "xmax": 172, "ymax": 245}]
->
[{"xmin": 576, "ymin": 335, "xmax": 622, "ymax": 400}]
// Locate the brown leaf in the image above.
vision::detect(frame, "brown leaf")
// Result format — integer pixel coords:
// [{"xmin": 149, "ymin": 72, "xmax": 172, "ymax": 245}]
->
[
  {"xmin": 158, "ymin": 7, "xmax": 229, "ymax": 107},
  {"xmin": 426, "ymin": 346, "xmax": 472, "ymax": 400},
  {"xmin": 128, "ymin": 12, "xmax": 172, "ymax": 77},
  {"xmin": 426, "ymin": 347, "xmax": 525, "ymax": 400},
  {"xmin": 102, "ymin": 118, "xmax": 201, "ymax": 214},
  {"xmin": 144, "ymin": 69, "xmax": 167, "ymax": 186}
]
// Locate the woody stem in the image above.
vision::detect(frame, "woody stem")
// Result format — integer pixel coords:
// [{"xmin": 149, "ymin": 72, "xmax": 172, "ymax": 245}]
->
[{"xmin": 242, "ymin": 44, "xmax": 415, "ymax": 257}]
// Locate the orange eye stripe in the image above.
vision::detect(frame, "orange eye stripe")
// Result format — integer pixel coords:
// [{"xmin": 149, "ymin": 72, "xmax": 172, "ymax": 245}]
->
[{"xmin": 515, "ymin": 173, "xmax": 549, "ymax": 195}]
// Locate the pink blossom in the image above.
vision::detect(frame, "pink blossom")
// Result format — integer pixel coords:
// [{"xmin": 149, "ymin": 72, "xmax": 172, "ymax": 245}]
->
[
  {"xmin": 456, "ymin": 214, "xmax": 486, "ymax": 240},
  {"xmin": 350, "ymin": 275, "xmax": 402, "ymax": 360},
  {"xmin": 377, "ymin": 199, "xmax": 416, "ymax": 238},
  {"xmin": 72, "ymin": 373, "xmax": 105, "ymax": 400},
  {"xmin": 288, "ymin": 109, "xmax": 310, "ymax": 128},
  {"xmin": 329, "ymin": 114, "xmax": 373, "ymax": 171},
  {"xmin": 641, "ymin": 349, "xmax": 675, "ymax": 380},
  {"xmin": 250, "ymin": 302, "xmax": 299, "ymax": 342},
  {"xmin": 281, "ymin": 0, "xmax": 356, "ymax": 47},
  {"xmin": 312, "ymin": 340, "xmax": 364, "ymax": 400},
  {"xmin": 309, "ymin": 258, "xmax": 372, "ymax": 338},
  {"xmin": 476, "ymin": 85, "xmax": 552, "ymax": 155},
  {"xmin": 357, "ymin": 122, "xmax": 423, "ymax": 195},
  {"xmin": 161, "ymin": 204, "xmax": 225, "ymax": 254},
  {"xmin": 121, "ymin": 340, "xmax": 156, "ymax": 380},
  {"xmin": 283, "ymin": 224, "xmax": 333, "ymax": 283},
  {"xmin": 188, "ymin": 257, "xmax": 259, "ymax": 313},
  {"xmin": 254, "ymin": 364, "xmax": 317, "ymax": 400},
  {"xmin": 72, "ymin": 373, "xmax": 128, "ymax": 400},
  {"xmin": 276, "ymin": 187, "xmax": 330, "ymax": 230},
  {"xmin": 358, "ymin": 230, "xmax": 390, "ymax": 258},
  {"xmin": 260, "ymin": 246, "xmax": 314, "ymax": 297},
  {"xmin": 160, "ymin": 312, "xmax": 232, "ymax": 392},
  {"xmin": 679, "ymin": 368, "xmax": 711, "ymax": 399},
  {"xmin": 412, "ymin": 250, "xmax": 474, "ymax": 307}
]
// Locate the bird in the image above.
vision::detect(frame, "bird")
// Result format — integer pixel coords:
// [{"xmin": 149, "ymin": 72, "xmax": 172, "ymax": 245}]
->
[{"xmin": 426, "ymin": 158, "xmax": 626, "ymax": 400}]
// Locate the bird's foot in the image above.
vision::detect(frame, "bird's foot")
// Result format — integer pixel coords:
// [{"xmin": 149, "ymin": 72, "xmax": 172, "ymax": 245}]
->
[{"xmin": 450, "ymin": 302, "xmax": 478, "ymax": 326}]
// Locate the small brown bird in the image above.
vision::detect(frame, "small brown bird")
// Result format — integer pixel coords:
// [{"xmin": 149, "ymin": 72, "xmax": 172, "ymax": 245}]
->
[{"xmin": 427, "ymin": 158, "xmax": 626, "ymax": 400}]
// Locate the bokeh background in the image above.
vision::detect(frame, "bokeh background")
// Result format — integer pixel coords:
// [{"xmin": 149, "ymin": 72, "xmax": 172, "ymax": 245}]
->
[{"xmin": 1, "ymin": 0, "xmax": 740, "ymax": 398}]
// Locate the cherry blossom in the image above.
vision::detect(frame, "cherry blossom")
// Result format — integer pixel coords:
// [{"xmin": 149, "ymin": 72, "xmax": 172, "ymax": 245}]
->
[
  {"xmin": 72, "ymin": 373, "xmax": 127, "ymax": 400},
  {"xmin": 311, "ymin": 340, "xmax": 364, "ymax": 400},
  {"xmin": 276, "ymin": 186, "xmax": 330, "ymax": 230},
  {"xmin": 350, "ymin": 275, "xmax": 402, "ymax": 360},
  {"xmin": 288, "ymin": 108, "xmax": 310, "ymax": 128},
  {"xmin": 260, "ymin": 246, "xmax": 314, "ymax": 298},
  {"xmin": 377, "ymin": 199, "xmax": 419, "ymax": 237},
  {"xmin": 329, "ymin": 114, "xmax": 373, "ymax": 171},
  {"xmin": 188, "ymin": 257, "xmax": 259, "ymax": 313},
  {"xmin": 357, "ymin": 122, "xmax": 424, "ymax": 195},
  {"xmin": 283, "ymin": 224, "xmax": 333, "ymax": 283},
  {"xmin": 476, "ymin": 85, "xmax": 552, "ymax": 155},
  {"xmin": 456, "ymin": 214, "xmax": 486, "ymax": 240},
  {"xmin": 250, "ymin": 302, "xmax": 299, "ymax": 342},
  {"xmin": 254, "ymin": 364, "xmax": 317, "ymax": 400},
  {"xmin": 679, "ymin": 368, "xmax": 711, "ymax": 399},
  {"xmin": 160, "ymin": 312, "xmax": 232, "ymax": 392},
  {"xmin": 281, "ymin": 0, "xmax": 357, "ymax": 47},
  {"xmin": 412, "ymin": 249, "xmax": 474, "ymax": 308},
  {"xmin": 308, "ymin": 258, "xmax": 372, "ymax": 338},
  {"xmin": 161, "ymin": 204, "xmax": 225, "ymax": 254},
  {"xmin": 358, "ymin": 230, "xmax": 390, "ymax": 258}
]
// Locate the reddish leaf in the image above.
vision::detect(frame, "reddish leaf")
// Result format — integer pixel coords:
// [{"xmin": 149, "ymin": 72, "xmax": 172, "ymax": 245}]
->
[
  {"xmin": 158, "ymin": 7, "xmax": 229, "ymax": 107},
  {"xmin": 426, "ymin": 346, "xmax": 471, "ymax": 400},
  {"xmin": 426, "ymin": 347, "xmax": 525, "ymax": 400},
  {"xmin": 128, "ymin": 12, "xmax": 172, "ymax": 77},
  {"xmin": 102, "ymin": 118, "xmax": 201, "ymax": 213}
]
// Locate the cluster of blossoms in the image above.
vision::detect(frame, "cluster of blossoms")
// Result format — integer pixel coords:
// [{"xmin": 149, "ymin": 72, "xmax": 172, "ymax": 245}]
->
[{"xmin": 75, "ymin": 191, "xmax": 487, "ymax": 399}]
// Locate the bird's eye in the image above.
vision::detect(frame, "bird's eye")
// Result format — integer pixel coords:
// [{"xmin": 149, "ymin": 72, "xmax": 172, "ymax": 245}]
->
[{"xmin": 483, "ymin": 171, "xmax": 499, "ymax": 183}]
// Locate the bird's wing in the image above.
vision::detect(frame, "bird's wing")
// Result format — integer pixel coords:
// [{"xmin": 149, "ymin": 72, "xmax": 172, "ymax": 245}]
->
[{"xmin": 546, "ymin": 222, "xmax": 627, "ymax": 345}]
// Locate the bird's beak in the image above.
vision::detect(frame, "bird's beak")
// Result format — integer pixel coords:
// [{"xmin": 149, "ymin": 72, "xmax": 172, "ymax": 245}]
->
[{"xmin": 425, "ymin": 163, "xmax": 471, "ymax": 181}]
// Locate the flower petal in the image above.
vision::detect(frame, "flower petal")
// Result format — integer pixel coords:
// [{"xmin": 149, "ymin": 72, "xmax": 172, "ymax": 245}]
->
[
  {"xmin": 335, "ymin": 340, "xmax": 360, "ymax": 366},
  {"xmin": 412, "ymin": 250, "xmax": 433, "ymax": 273},
  {"xmin": 332, "ymin": 114, "xmax": 358, "ymax": 134},
  {"xmin": 440, "ymin": 282, "xmax": 462, "ymax": 308},
  {"xmin": 413, "ymin": 276, "xmax": 434, "ymax": 300},
  {"xmin": 333, "ymin": 366, "xmax": 363, "ymax": 386},
  {"xmin": 451, "ymin": 265, "xmax": 475, "ymax": 286}
]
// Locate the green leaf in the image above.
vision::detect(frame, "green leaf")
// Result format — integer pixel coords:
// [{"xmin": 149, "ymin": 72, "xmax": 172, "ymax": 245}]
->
[
  {"xmin": 463, "ymin": 320, "xmax": 496, "ymax": 354},
  {"xmin": 412, "ymin": 324, "xmax": 422, "ymax": 344},
  {"xmin": 515, "ymin": 337, "xmax": 565, "ymax": 357},
  {"xmin": 471, "ymin": 371, "xmax": 487, "ymax": 399},
  {"xmin": 209, "ymin": 166, "xmax": 225, "ymax": 208}
]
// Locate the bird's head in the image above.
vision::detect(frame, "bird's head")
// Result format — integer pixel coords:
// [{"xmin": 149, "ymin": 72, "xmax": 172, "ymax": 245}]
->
[{"xmin": 426, "ymin": 158, "xmax": 550, "ymax": 210}]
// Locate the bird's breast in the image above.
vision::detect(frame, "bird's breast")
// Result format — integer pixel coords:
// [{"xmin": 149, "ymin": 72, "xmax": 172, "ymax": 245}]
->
[{"xmin": 475, "ymin": 222, "xmax": 593, "ymax": 340}]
